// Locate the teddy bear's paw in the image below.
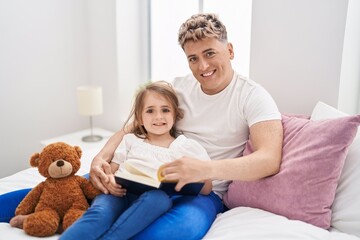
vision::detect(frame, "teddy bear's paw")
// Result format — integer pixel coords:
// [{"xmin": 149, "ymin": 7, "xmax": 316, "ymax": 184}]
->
[
  {"xmin": 62, "ymin": 208, "xmax": 85, "ymax": 230},
  {"xmin": 23, "ymin": 212, "xmax": 60, "ymax": 237},
  {"xmin": 9, "ymin": 215, "xmax": 27, "ymax": 229}
]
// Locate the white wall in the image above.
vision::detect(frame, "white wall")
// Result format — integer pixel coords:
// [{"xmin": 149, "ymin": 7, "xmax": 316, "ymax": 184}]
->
[
  {"xmin": 116, "ymin": 0, "xmax": 150, "ymax": 119},
  {"xmin": 86, "ymin": 0, "xmax": 121, "ymax": 130},
  {"xmin": 338, "ymin": 0, "xmax": 360, "ymax": 114},
  {"xmin": 0, "ymin": 0, "xmax": 120, "ymax": 178},
  {"xmin": 82, "ymin": 0, "xmax": 148, "ymax": 131},
  {"xmin": 250, "ymin": 0, "xmax": 350, "ymax": 115}
]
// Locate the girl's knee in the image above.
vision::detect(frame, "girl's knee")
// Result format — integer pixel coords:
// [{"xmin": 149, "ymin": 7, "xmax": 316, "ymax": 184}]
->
[
  {"xmin": 141, "ymin": 190, "xmax": 172, "ymax": 211},
  {"xmin": 144, "ymin": 190, "xmax": 168, "ymax": 200},
  {"xmin": 88, "ymin": 194, "xmax": 125, "ymax": 219}
]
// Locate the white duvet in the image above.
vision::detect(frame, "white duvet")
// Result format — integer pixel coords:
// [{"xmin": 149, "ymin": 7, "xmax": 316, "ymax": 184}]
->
[{"xmin": 204, "ymin": 207, "xmax": 359, "ymax": 240}]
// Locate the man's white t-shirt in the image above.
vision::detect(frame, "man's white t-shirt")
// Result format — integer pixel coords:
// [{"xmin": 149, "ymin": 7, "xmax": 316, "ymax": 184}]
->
[{"xmin": 172, "ymin": 71, "xmax": 281, "ymax": 197}]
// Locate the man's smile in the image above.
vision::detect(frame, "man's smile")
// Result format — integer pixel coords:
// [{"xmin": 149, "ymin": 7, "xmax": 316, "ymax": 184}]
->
[{"xmin": 201, "ymin": 70, "xmax": 216, "ymax": 77}]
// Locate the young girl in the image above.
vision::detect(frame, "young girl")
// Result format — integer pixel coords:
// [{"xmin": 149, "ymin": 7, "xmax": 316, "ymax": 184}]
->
[{"xmin": 60, "ymin": 81, "xmax": 212, "ymax": 240}]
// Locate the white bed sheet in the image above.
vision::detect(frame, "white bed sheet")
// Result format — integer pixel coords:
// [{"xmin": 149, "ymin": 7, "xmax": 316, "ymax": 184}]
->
[
  {"xmin": 0, "ymin": 224, "xmax": 59, "ymax": 240},
  {"xmin": 203, "ymin": 207, "xmax": 360, "ymax": 240}
]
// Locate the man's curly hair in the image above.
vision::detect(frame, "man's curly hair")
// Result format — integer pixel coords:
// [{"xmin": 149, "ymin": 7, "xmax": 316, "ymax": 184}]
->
[{"xmin": 178, "ymin": 13, "xmax": 228, "ymax": 49}]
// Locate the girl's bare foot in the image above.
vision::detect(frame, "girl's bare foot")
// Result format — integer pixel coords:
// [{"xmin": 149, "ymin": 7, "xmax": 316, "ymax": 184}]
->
[{"xmin": 10, "ymin": 215, "xmax": 28, "ymax": 229}]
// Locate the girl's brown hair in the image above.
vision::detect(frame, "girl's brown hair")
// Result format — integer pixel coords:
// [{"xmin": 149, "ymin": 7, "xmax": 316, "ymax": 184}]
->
[{"xmin": 123, "ymin": 81, "xmax": 183, "ymax": 139}]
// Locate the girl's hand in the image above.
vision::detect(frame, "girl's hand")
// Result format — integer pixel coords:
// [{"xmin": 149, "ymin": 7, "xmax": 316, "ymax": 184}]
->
[
  {"xmin": 105, "ymin": 174, "xmax": 127, "ymax": 197},
  {"xmin": 161, "ymin": 157, "xmax": 212, "ymax": 191}
]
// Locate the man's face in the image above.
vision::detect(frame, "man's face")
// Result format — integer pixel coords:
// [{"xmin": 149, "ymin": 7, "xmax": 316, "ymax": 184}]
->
[{"xmin": 183, "ymin": 37, "xmax": 234, "ymax": 95}]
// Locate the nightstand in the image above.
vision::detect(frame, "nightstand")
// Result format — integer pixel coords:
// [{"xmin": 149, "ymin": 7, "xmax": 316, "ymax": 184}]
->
[{"xmin": 40, "ymin": 128, "xmax": 115, "ymax": 150}]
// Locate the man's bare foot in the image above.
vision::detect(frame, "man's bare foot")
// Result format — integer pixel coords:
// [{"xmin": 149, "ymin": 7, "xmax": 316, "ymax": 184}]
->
[{"xmin": 10, "ymin": 215, "xmax": 29, "ymax": 229}]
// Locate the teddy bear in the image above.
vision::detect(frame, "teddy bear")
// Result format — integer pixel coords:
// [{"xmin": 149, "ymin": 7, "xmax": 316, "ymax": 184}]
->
[{"xmin": 10, "ymin": 142, "xmax": 101, "ymax": 237}]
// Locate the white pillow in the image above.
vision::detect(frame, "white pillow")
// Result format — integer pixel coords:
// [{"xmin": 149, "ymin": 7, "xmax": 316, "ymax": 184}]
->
[{"xmin": 311, "ymin": 101, "xmax": 360, "ymax": 237}]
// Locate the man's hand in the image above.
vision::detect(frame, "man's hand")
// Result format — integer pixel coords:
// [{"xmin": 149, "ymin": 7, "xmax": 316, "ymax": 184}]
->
[
  {"xmin": 89, "ymin": 129, "xmax": 128, "ymax": 194},
  {"xmin": 161, "ymin": 157, "xmax": 212, "ymax": 191},
  {"xmin": 90, "ymin": 156, "xmax": 112, "ymax": 194}
]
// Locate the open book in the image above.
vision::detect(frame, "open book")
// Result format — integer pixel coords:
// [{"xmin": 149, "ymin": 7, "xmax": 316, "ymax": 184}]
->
[{"xmin": 114, "ymin": 160, "xmax": 204, "ymax": 196}]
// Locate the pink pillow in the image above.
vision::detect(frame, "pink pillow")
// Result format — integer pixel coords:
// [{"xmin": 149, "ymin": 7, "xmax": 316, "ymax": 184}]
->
[{"xmin": 223, "ymin": 114, "xmax": 360, "ymax": 229}]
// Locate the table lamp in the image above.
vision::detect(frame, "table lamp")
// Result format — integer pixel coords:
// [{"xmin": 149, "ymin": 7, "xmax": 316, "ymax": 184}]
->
[{"xmin": 77, "ymin": 86, "xmax": 103, "ymax": 142}]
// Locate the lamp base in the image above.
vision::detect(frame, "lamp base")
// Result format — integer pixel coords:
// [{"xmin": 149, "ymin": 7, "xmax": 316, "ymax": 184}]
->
[{"xmin": 82, "ymin": 135, "xmax": 103, "ymax": 142}]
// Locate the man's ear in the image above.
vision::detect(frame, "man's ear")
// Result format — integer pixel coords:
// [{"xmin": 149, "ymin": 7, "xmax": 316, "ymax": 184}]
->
[{"xmin": 227, "ymin": 42, "xmax": 234, "ymax": 60}]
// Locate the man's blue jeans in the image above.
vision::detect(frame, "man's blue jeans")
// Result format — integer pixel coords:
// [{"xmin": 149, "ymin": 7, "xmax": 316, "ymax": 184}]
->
[{"xmin": 61, "ymin": 191, "xmax": 223, "ymax": 240}]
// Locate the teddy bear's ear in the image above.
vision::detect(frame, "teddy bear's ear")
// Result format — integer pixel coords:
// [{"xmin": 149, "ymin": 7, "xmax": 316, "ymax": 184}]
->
[
  {"xmin": 30, "ymin": 153, "xmax": 40, "ymax": 167},
  {"xmin": 74, "ymin": 146, "xmax": 82, "ymax": 158}
]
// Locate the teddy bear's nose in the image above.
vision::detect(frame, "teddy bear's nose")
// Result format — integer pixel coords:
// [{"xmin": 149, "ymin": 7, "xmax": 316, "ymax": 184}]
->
[{"xmin": 56, "ymin": 160, "xmax": 64, "ymax": 167}]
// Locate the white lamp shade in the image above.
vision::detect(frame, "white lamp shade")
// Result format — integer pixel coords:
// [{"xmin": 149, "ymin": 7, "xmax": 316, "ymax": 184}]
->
[{"xmin": 77, "ymin": 86, "xmax": 103, "ymax": 116}]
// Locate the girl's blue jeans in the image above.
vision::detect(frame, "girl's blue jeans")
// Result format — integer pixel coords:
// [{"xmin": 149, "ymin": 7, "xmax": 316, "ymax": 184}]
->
[
  {"xmin": 61, "ymin": 191, "xmax": 223, "ymax": 240},
  {"xmin": 0, "ymin": 188, "xmax": 223, "ymax": 240}
]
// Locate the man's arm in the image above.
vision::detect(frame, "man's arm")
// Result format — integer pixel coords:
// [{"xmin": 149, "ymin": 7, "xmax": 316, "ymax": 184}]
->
[
  {"xmin": 210, "ymin": 119, "xmax": 283, "ymax": 180},
  {"xmin": 162, "ymin": 120, "xmax": 283, "ymax": 190},
  {"xmin": 90, "ymin": 129, "xmax": 126, "ymax": 193}
]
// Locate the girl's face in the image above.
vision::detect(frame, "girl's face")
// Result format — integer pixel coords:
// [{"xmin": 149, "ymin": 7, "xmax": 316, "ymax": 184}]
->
[{"xmin": 141, "ymin": 91, "xmax": 175, "ymax": 138}]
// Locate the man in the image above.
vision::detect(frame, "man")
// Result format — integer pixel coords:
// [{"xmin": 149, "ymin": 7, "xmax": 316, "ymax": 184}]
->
[{"xmin": 63, "ymin": 13, "xmax": 283, "ymax": 240}]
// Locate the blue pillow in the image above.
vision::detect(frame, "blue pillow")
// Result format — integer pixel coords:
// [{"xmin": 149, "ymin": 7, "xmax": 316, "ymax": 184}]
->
[{"xmin": 0, "ymin": 188, "xmax": 31, "ymax": 223}]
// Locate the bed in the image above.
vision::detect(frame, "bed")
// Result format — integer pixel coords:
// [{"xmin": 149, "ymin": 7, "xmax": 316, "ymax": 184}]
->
[{"xmin": 1, "ymin": 101, "xmax": 359, "ymax": 240}]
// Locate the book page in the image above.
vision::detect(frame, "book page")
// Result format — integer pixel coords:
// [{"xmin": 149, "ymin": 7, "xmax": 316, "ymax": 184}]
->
[
  {"xmin": 125, "ymin": 160, "xmax": 160, "ymax": 180},
  {"xmin": 115, "ymin": 170, "xmax": 160, "ymax": 188}
]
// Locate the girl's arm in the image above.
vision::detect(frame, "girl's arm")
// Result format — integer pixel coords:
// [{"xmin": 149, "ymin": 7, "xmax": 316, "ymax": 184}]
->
[
  {"xmin": 110, "ymin": 162, "xmax": 119, "ymax": 174},
  {"xmin": 199, "ymin": 180, "xmax": 212, "ymax": 195}
]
